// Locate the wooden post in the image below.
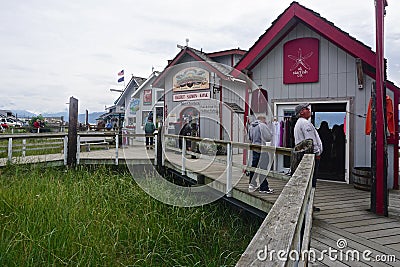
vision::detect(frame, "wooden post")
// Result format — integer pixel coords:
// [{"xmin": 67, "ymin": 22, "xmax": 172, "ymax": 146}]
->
[
  {"xmin": 154, "ymin": 133, "xmax": 158, "ymax": 166},
  {"xmin": 85, "ymin": 109, "xmax": 89, "ymax": 131},
  {"xmin": 372, "ymin": 0, "xmax": 388, "ymax": 216},
  {"xmin": 22, "ymin": 139, "xmax": 26, "ymax": 157},
  {"xmin": 63, "ymin": 136, "xmax": 68, "ymax": 165},
  {"xmin": 7, "ymin": 137, "xmax": 12, "ymax": 162},
  {"xmin": 181, "ymin": 137, "xmax": 186, "ymax": 175},
  {"xmin": 226, "ymin": 142, "xmax": 233, "ymax": 197},
  {"xmin": 115, "ymin": 134, "xmax": 119, "ymax": 165},
  {"xmin": 67, "ymin": 96, "xmax": 78, "ymax": 167},
  {"xmin": 76, "ymin": 135, "xmax": 80, "ymax": 165}
]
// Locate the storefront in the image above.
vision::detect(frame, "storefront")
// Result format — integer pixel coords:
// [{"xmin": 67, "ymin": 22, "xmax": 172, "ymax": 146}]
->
[
  {"xmin": 153, "ymin": 47, "xmax": 248, "ymax": 149},
  {"xmin": 235, "ymin": 2, "xmax": 399, "ymax": 188}
]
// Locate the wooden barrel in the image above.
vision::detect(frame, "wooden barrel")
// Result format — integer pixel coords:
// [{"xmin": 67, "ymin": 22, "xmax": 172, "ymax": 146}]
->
[{"xmin": 352, "ymin": 167, "xmax": 372, "ymax": 191}]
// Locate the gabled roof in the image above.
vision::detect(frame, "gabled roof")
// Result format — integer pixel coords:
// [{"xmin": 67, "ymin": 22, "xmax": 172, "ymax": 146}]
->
[
  {"xmin": 206, "ymin": 48, "xmax": 246, "ymax": 58},
  {"xmin": 235, "ymin": 1, "xmax": 377, "ymax": 72},
  {"xmin": 131, "ymin": 71, "xmax": 160, "ymax": 99},
  {"xmin": 114, "ymin": 76, "xmax": 146, "ymax": 106},
  {"xmin": 152, "ymin": 46, "xmax": 235, "ymax": 87}
]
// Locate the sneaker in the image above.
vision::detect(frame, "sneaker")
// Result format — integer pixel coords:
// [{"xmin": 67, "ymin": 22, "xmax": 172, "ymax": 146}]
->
[
  {"xmin": 259, "ymin": 189, "xmax": 274, "ymax": 194},
  {"xmin": 248, "ymin": 184, "xmax": 258, "ymax": 192}
]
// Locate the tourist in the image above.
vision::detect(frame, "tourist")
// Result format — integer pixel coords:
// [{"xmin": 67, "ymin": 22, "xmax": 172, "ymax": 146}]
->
[
  {"xmin": 294, "ymin": 103, "xmax": 323, "ymax": 211},
  {"xmin": 248, "ymin": 114, "xmax": 274, "ymax": 194},
  {"xmin": 144, "ymin": 118, "xmax": 156, "ymax": 149}
]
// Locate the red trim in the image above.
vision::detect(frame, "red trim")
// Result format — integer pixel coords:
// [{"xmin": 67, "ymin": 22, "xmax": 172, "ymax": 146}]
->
[
  {"xmin": 236, "ymin": 2, "xmax": 376, "ymax": 72},
  {"xmin": 207, "ymin": 49, "xmax": 246, "ymax": 58},
  {"xmin": 249, "ymin": 24, "xmax": 297, "ymax": 70},
  {"xmin": 236, "ymin": 4, "xmax": 295, "ymax": 71},
  {"xmin": 153, "ymin": 48, "xmax": 229, "ymax": 87}
]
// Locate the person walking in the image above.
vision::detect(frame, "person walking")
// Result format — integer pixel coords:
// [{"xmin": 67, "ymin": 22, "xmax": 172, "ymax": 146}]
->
[
  {"xmin": 248, "ymin": 115, "xmax": 274, "ymax": 194},
  {"xmin": 294, "ymin": 103, "xmax": 323, "ymax": 211},
  {"xmin": 144, "ymin": 118, "xmax": 156, "ymax": 150}
]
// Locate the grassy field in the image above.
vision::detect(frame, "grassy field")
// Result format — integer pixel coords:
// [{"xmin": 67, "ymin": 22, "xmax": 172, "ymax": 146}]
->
[{"xmin": 0, "ymin": 165, "xmax": 262, "ymax": 266}]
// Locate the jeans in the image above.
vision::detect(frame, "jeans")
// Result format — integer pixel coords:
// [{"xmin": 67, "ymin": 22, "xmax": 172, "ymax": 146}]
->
[
  {"xmin": 249, "ymin": 151, "xmax": 270, "ymax": 191},
  {"xmin": 145, "ymin": 134, "xmax": 154, "ymax": 148},
  {"xmin": 312, "ymin": 157, "xmax": 320, "ymax": 188}
]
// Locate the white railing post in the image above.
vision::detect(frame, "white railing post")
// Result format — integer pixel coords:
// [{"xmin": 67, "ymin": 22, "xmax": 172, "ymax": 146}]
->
[
  {"xmin": 22, "ymin": 139, "xmax": 26, "ymax": 157},
  {"xmin": 115, "ymin": 134, "xmax": 119, "ymax": 165},
  {"xmin": 76, "ymin": 135, "xmax": 80, "ymax": 165},
  {"xmin": 181, "ymin": 137, "xmax": 186, "ymax": 175},
  {"xmin": 226, "ymin": 142, "xmax": 233, "ymax": 197},
  {"xmin": 161, "ymin": 132, "xmax": 165, "ymax": 167},
  {"xmin": 154, "ymin": 133, "xmax": 158, "ymax": 166},
  {"xmin": 7, "ymin": 137, "xmax": 12, "ymax": 162},
  {"xmin": 64, "ymin": 136, "xmax": 68, "ymax": 165}
]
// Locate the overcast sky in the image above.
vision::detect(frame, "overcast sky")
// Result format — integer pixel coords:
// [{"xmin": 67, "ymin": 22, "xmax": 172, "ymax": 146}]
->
[{"xmin": 1, "ymin": 0, "xmax": 399, "ymax": 114}]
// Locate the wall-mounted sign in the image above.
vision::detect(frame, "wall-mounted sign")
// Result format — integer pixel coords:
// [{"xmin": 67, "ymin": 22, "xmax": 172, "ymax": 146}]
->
[
  {"xmin": 143, "ymin": 89, "xmax": 152, "ymax": 105},
  {"xmin": 173, "ymin": 67, "xmax": 209, "ymax": 92},
  {"xmin": 129, "ymin": 98, "xmax": 140, "ymax": 115},
  {"xmin": 283, "ymin": 38, "xmax": 319, "ymax": 84},
  {"xmin": 173, "ymin": 91, "xmax": 211, "ymax": 102}
]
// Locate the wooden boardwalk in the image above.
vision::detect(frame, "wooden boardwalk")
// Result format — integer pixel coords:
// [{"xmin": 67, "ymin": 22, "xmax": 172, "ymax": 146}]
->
[
  {"xmin": 1, "ymin": 140, "xmax": 399, "ymax": 265},
  {"xmin": 163, "ymin": 151, "xmax": 400, "ymax": 266}
]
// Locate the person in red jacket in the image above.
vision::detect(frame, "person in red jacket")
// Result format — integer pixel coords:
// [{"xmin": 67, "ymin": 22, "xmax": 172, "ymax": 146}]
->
[{"xmin": 33, "ymin": 119, "xmax": 41, "ymax": 133}]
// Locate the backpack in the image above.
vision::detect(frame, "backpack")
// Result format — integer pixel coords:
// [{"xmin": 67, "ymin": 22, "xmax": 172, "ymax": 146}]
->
[{"xmin": 145, "ymin": 122, "xmax": 155, "ymax": 133}]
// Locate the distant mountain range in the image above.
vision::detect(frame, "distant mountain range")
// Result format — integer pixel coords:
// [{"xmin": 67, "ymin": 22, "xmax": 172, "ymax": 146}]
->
[{"xmin": 11, "ymin": 110, "xmax": 104, "ymax": 124}]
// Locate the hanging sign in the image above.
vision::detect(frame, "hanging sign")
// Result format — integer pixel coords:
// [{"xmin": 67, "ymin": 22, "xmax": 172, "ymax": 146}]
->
[
  {"xmin": 173, "ymin": 91, "xmax": 211, "ymax": 102},
  {"xmin": 173, "ymin": 67, "xmax": 209, "ymax": 92},
  {"xmin": 143, "ymin": 89, "xmax": 152, "ymax": 105},
  {"xmin": 129, "ymin": 98, "xmax": 140, "ymax": 115},
  {"xmin": 283, "ymin": 38, "xmax": 319, "ymax": 84}
]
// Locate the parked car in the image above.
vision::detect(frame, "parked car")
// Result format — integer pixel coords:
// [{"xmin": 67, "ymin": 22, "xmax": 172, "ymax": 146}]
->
[{"xmin": 0, "ymin": 118, "xmax": 21, "ymax": 127}]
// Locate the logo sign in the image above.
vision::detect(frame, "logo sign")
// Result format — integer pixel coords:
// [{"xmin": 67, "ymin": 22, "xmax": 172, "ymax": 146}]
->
[
  {"xmin": 173, "ymin": 67, "xmax": 209, "ymax": 92},
  {"xmin": 143, "ymin": 89, "xmax": 152, "ymax": 105},
  {"xmin": 173, "ymin": 91, "xmax": 211, "ymax": 102},
  {"xmin": 129, "ymin": 98, "xmax": 140, "ymax": 115},
  {"xmin": 283, "ymin": 38, "xmax": 319, "ymax": 84}
]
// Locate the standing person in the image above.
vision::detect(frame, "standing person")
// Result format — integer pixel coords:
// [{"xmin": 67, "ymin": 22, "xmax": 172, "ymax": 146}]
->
[
  {"xmin": 144, "ymin": 118, "xmax": 156, "ymax": 150},
  {"xmin": 248, "ymin": 115, "xmax": 274, "ymax": 194},
  {"xmin": 33, "ymin": 119, "xmax": 41, "ymax": 133},
  {"xmin": 294, "ymin": 103, "xmax": 323, "ymax": 211},
  {"xmin": 178, "ymin": 118, "xmax": 192, "ymax": 150}
]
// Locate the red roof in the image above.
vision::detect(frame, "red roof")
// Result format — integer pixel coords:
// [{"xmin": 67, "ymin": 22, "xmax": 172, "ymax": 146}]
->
[{"xmin": 235, "ymin": 1, "xmax": 377, "ymax": 72}]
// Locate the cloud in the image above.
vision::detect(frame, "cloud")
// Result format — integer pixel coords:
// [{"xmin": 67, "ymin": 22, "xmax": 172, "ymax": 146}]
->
[{"xmin": 0, "ymin": 0, "xmax": 399, "ymax": 112}]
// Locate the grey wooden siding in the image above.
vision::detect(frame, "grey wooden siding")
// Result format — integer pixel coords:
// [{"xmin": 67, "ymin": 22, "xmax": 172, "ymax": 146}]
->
[{"xmin": 251, "ymin": 22, "xmax": 374, "ymax": 172}]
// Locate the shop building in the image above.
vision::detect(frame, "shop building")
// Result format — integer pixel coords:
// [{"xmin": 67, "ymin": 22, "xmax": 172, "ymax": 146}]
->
[
  {"xmin": 153, "ymin": 46, "xmax": 248, "ymax": 151},
  {"xmin": 235, "ymin": 2, "xmax": 399, "ymax": 188}
]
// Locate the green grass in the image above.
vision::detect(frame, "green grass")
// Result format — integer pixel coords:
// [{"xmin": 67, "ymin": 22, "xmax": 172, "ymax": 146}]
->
[{"xmin": 0, "ymin": 165, "xmax": 262, "ymax": 266}]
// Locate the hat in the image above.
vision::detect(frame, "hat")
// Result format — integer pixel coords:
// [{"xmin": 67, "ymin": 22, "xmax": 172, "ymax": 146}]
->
[{"xmin": 295, "ymin": 103, "xmax": 310, "ymax": 116}]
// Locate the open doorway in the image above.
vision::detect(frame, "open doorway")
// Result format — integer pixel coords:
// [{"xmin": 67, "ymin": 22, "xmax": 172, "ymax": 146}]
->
[{"xmin": 311, "ymin": 103, "xmax": 346, "ymax": 182}]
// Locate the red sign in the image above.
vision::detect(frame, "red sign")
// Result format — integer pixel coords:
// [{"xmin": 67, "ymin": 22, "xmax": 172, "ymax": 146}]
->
[
  {"xmin": 283, "ymin": 38, "xmax": 319, "ymax": 84},
  {"xmin": 143, "ymin": 89, "xmax": 152, "ymax": 105}
]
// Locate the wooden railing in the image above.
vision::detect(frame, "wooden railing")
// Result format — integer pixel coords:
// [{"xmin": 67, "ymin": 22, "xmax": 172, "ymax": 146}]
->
[
  {"xmin": 1, "ymin": 131, "xmax": 316, "ymax": 265},
  {"xmin": 235, "ymin": 154, "xmax": 315, "ymax": 266}
]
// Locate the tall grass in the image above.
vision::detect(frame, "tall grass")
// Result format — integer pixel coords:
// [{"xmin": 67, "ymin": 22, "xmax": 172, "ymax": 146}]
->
[{"xmin": 0, "ymin": 165, "xmax": 262, "ymax": 266}]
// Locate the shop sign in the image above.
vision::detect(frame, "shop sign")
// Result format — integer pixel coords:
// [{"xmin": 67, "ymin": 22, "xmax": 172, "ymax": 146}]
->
[
  {"xmin": 283, "ymin": 38, "xmax": 319, "ymax": 84},
  {"xmin": 173, "ymin": 91, "xmax": 211, "ymax": 102},
  {"xmin": 143, "ymin": 89, "xmax": 152, "ymax": 105},
  {"xmin": 129, "ymin": 98, "xmax": 140, "ymax": 115},
  {"xmin": 173, "ymin": 67, "xmax": 209, "ymax": 92}
]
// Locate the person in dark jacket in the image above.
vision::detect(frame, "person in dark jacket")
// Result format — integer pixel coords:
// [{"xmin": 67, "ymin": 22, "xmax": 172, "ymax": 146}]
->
[
  {"xmin": 144, "ymin": 118, "xmax": 156, "ymax": 149},
  {"xmin": 178, "ymin": 118, "xmax": 192, "ymax": 150}
]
